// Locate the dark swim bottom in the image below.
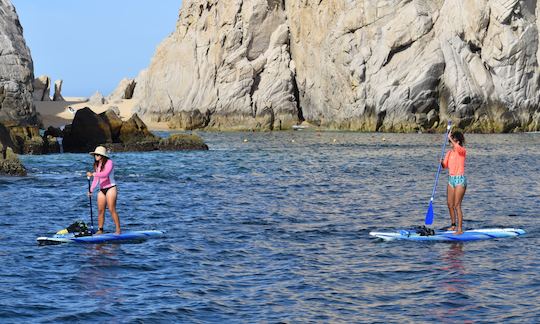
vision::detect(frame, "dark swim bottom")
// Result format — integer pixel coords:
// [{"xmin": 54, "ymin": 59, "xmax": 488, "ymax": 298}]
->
[{"xmin": 100, "ymin": 185, "xmax": 116, "ymax": 195}]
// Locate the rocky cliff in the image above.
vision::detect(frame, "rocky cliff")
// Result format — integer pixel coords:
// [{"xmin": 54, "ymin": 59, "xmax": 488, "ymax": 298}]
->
[
  {"xmin": 0, "ymin": 0, "xmax": 36, "ymax": 127},
  {"xmin": 134, "ymin": 0, "xmax": 540, "ymax": 132}
]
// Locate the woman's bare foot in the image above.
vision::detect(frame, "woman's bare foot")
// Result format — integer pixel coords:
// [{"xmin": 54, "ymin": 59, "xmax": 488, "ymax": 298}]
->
[
  {"xmin": 96, "ymin": 230, "xmax": 103, "ymax": 235},
  {"xmin": 115, "ymin": 229, "xmax": 121, "ymax": 235},
  {"xmin": 455, "ymin": 228, "xmax": 464, "ymax": 235},
  {"xmin": 448, "ymin": 225, "xmax": 456, "ymax": 231}
]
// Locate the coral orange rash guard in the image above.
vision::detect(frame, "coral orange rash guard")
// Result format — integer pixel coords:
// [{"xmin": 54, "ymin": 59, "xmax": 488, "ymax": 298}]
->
[{"xmin": 442, "ymin": 144, "xmax": 466, "ymax": 176}]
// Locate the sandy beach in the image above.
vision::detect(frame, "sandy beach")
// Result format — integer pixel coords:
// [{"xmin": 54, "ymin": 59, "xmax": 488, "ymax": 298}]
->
[{"xmin": 35, "ymin": 97, "xmax": 169, "ymax": 131}]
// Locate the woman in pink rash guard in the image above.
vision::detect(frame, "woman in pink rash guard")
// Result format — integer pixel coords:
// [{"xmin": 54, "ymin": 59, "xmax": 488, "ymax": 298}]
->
[{"xmin": 86, "ymin": 146, "xmax": 121, "ymax": 234}]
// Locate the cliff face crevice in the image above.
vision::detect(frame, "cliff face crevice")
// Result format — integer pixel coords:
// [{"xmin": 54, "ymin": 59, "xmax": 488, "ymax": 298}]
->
[{"xmin": 134, "ymin": 0, "xmax": 540, "ymax": 132}]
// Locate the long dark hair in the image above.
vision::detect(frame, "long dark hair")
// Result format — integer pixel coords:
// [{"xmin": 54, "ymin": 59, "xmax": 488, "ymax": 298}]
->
[
  {"xmin": 452, "ymin": 131, "xmax": 465, "ymax": 146},
  {"xmin": 93, "ymin": 155, "xmax": 109, "ymax": 171}
]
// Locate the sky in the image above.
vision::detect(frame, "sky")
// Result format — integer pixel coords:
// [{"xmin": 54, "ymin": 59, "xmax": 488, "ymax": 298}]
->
[{"xmin": 11, "ymin": 0, "xmax": 182, "ymax": 97}]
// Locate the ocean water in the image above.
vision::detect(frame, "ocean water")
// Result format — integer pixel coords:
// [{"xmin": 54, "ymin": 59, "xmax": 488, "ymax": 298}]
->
[{"xmin": 1, "ymin": 131, "xmax": 539, "ymax": 323}]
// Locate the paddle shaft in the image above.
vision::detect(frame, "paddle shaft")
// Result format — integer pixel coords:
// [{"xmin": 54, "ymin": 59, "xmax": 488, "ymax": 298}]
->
[
  {"xmin": 429, "ymin": 122, "xmax": 452, "ymax": 205},
  {"xmin": 87, "ymin": 177, "xmax": 94, "ymax": 234}
]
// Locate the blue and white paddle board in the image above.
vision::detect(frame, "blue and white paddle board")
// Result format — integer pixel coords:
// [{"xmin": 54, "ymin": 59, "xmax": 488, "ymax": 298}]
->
[
  {"xmin": 369, "ymin": 228, "xmax": 525, "ymax": 242},
  {"xmin": 37, "ymin": 230, "xmax": 164, "ymax": 245}
]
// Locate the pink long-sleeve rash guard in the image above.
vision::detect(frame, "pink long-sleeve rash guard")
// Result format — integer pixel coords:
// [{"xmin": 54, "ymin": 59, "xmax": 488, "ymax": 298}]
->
[{"xmin": 90, "ymin": 159, "xmax": 116, "ymax": 193}]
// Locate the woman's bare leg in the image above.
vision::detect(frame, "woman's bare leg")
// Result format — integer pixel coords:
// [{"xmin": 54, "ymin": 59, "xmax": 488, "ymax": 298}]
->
[
  {"xmin": 97, "ymin": 191, "xmax": 106, "ymax": 234},
  {"xmin": 106, "ymin": 187, "xmax": 121, "ymax": 234},
  {"xmin": 447, "ymin": 184, "xmax": 456, "ymax": 230},
  {"xmin": 453, "ymin": 185, "xmax": 466, "ymax": 234}
]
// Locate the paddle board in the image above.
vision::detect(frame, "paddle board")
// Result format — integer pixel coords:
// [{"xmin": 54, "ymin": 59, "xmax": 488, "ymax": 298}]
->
[
  {"xmin": 369, "ymin": 228, "xmax": 525, "ymax": 242},
  {"xmin": 37, "ymin": 230, "xmax": 164, "ymax": 245}
]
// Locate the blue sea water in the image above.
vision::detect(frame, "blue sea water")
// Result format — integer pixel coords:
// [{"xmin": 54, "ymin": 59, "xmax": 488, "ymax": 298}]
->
[{"xmin": 1, "ymin": 131, "xmax": 539, "ymax": 323}]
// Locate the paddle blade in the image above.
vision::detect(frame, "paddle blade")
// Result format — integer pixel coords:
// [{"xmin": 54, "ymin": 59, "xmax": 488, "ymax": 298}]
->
[{"xmin": 425, "ymin": 201, "xmax": 434, "ymax": 225}]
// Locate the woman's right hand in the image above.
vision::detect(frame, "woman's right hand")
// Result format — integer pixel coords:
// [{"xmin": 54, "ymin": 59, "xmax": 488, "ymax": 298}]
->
[{"xmin": 86, "ymin": 171, "xmax": 93, "ymax": 178}]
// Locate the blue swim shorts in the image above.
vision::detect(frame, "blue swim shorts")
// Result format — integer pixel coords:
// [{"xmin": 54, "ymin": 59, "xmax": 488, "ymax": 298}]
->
[{"xmin": 449, "ymin": 175, "xmax": 467, "ymax": 188}]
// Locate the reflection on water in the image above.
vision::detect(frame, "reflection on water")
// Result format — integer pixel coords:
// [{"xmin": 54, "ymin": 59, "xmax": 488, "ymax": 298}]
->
[
  {"xmin": 435, "ymin": 243, "xmax": 475, "ymax": 323},
  {"xmin": 441, "ymin": 243, "xmax": 467, "ymax": 293}
]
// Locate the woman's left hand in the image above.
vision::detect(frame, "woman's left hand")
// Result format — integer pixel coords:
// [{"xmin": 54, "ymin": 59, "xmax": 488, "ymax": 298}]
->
[{"xmin": 86, "ymin": 171, "xmax": 93, "ymax": 178}]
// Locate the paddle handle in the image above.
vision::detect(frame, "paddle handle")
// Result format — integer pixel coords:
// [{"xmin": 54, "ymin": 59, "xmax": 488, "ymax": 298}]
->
[
  {"xmin": 87, "ymin": 176, "xmax": 94, "ymax": 234},
  {"xmin": 425, "ymin": 121, "xmax": 452, "ymax": 224},
  {"xmin": 431, "ymin": 122, "xmax": 452, "ymax": 198}
]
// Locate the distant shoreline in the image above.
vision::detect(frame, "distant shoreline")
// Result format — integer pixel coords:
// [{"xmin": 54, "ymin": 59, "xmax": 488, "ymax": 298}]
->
[
  {"xmin": 34, "ymin": 97, "xmax": 169, "ymax": 131},
  {"xmin": 34, "ymin": 99, "xmax": 540, "ymax": 134}
]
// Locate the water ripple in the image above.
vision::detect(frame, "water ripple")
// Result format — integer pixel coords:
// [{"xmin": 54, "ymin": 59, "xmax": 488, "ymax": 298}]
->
[{"xmin": 0, "ymin": 132, "xmax": 538, "ymax": 322}]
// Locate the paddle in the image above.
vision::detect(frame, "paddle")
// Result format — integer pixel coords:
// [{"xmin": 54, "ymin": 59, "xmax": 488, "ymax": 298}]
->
[
  {"xmin": 87, "ymin": 176, "xmax": 94, "ymax": 235},
  {"xmin": 424, "ymin": 121, "xmax": 452, "ymax": 225}
]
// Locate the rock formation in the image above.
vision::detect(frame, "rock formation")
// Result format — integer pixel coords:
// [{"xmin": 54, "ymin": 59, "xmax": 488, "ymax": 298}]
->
[
  {"xmin": 62, "ymin": 107, "xmax": 113, "ymax": 152},
  {"xmin": 134, "ymin": 0, "xmax": 298, "ymax": 131},
  {"xmin": 118, "ymin": 113, "xmax": 155, "ymax": 144},
  {"xmin": 0, "ymin": 123, "xmax": 26, "ymax": 175},
  {"xmin": 0, "ymin": 0, "xmax": 37, "ymax": 127},
  {"xmin": 33, "ymin": 75, "xmax": 51, "ymax": 101},
  {"xmin": 157, "ymin": 133, "xmax": 209, "ymax": 151},
  {"xmin": 99, "ymin": 108, "xmax": 123, "ymax": 141},
  {"xmin": 88, "ymin": 91, "xmax": 108, "ymax": 105},
  {"xmin": 108, "ymin": 78, "xmax": 136, "ymax": 102},
  {"xmin": 53, "ymin": 79, "xmax": 64, "ymax": 101},
  {"xmin": 9, "ymin": 124, "xmax": 44, "ymax": 154},
  {"xmin": 133, "ymin": 0, "xmax": 540, "ymax": 132},
  {"xmin": 0, "ymin": 146, "xmax": 26, "ymax": 176},
  {"xmin": 63, "ymin": 107, "xmax": 208, "ymax": 152}
]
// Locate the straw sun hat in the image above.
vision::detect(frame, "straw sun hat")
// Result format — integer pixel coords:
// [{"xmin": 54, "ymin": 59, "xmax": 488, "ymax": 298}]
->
[{"xmin": 89, "ymin": 146, "xmax": 109, "ymax": 158}]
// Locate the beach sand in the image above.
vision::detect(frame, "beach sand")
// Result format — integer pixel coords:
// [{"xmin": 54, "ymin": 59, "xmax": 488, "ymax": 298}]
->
[{"xmin": 35, "ymin": 97, "xmax": 169, "ymax": 131}]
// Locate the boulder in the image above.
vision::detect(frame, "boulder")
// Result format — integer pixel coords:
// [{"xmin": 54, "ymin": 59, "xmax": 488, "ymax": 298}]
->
[
  {"xmin": 0, "ymin": 122, "xmax": 26, "ymax": 176},
  {"xmin": 118, "ymin": 113, "xmax": 157, "ymax": 143},
  {"xmin": 88, "ymin": 91, "xmax": 108, "ymax": 105},
  {"xmin": 104, "ymin": 133, "xmax": 208, "ymax": 152},
  {"xmin": 43, "ymin": 126, "xmax": 63, "ymax": 138},
  {"xmin": 52, "ymin": 108, "xmax": 208, "ymax": 153},
  {"xmin": 158, "ymin": 133, "xmax": 209, "ymax": 151},
  {"xmin": 53, "ymin": 79, "xmax": 65, "ymax": 101},
  {"xmin": 33, "ymin": 75, "xmax": 51, "ymax": 101},
  {"xmin": 108, "ymin": 78, "xmax": 137, "ymax": 102},
  {"xmin": 8, "ymin": 125, "xmax": 44, "ymax": 154},
  {"xmin": 0, "ymin": 122, "xmax": 16, "ymax": 150},
  {"xmin": 41, "ymin": 126, "xmax": 63, "ymax": 154},
  {"xmin": 63, "ymin": 107, "xmax": 112, "ymax": 153},
  {"xmin": 99, "ymin": 108, "xmax": 123, "ymax": 142},
  {"xmin": 20, "ymin": 135, "xmax": 44, "ymax": 154},
  {"xmin": 42, "ymin": 135, "xmax": 61, "ymax": 154},
  {"xmin": 0, "ymin": 146, "xmax": 26, "ymax": 176}
]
